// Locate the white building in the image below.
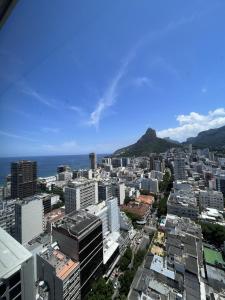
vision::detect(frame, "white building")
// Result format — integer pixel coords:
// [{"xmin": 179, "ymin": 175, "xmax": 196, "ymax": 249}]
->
[
  {"xmin": 112, "ymin": 182, "xmax": 125, "ymax": 205},
  {"xmin": 58, "ymin": 171, "xmax": 72, "ymax": 181},
  {"xmin": 107, "ymin": 197, "xmax": 120, "ymax": 233},
  {"xmin": 0, "ymin": 227, "xmax": 35, "ymax": 300},
  {"xmin": 85, "ymin": 201, "xmax": 109, "ymax": 236},
  {"xmin": 65, "ymin": 179, "xmax": 98, "ymax": 214},
  {"xmin": 15, "ymin": 197, "xmax": 44, "ymax": 245},
  {"xmin": 199, "ymin": 190, "xmax": 224, "ymax": 211}
]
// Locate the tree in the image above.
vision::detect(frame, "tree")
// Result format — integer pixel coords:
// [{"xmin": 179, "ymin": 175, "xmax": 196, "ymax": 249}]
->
[
  {"xmin": 124, "ymin": 196, "xmax": 132, "ymax": 205},
  {"xmin": 87, "ymin": 278, "xmax": 113, "ymax": 300},
  {"xmin": 200, "ymin": 222, "xmax": 225, "ymax": 247},
  {"xmin": 133, "ymin": 249, "xmax": 146, "ymax": 270},
  {"xmin": 119, "ymin": 247, "xmax": 132, "ymax": 271},
  {"xmin": 119, "ymin": 256, "xmax": 130, "ymax": 271},
  {"xmin": 157, "ymin": 196, "xmax": 168, "ymax": 217},
  {"xmin": 119, "ymin": 270, "xmax": 135, "ymax": 296}
]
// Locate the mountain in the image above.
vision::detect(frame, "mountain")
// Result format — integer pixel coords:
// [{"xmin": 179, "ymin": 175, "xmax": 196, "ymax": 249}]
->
[
  {"xmin": 186, "ymin": 125, "xmax": 225, "ymax": 149},
  {"xmin": 163, "ymin": 137, "xmax": 180, "ymax": 144},
  {"xmin": 114, "ymin": 128, "xmax": 179, "ymax": 156}
]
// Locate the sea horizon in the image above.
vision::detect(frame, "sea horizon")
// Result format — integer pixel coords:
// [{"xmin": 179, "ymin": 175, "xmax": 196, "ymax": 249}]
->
[{"xmin": 0, "ymin": 153, "xmax": 108, "ymax": 186}]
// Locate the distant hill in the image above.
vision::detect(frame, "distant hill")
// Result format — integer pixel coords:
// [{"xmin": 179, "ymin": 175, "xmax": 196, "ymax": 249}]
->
[
  {"xmin": 186, "ymin": 125, "xmax": 225, "ymax": 149},
  {"xmin": 114, "ymin": 128, "xmax": 179, "ymax": 156},
  {"xmin": 163, "ymin": 137, "xmax": 180, "ymax": 144}
]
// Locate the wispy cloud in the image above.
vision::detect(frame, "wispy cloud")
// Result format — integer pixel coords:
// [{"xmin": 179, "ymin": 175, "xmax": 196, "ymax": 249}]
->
[
  {"xmin": 0, "ymin": 130, "xmax": 37, "ymax": 142},
  {"xmin": 41, "ymin": 127, "xmax": 60, "ymax": 133},
  {"xmin": 157, "ymin": 108, "xmax": 225, "ymax": 141},
  {"xmin": 23, "ymin": 86, "xmax": 58, "ymax": 109},
  {"xmin": 87, "ymin": 12, "xmax": 202, "ymax": 128},
  {"xmin": 87, "ymin": 51, "xmax": 135, "ymax": 128},
  {"xmin": 69, "ymin": 105, "xmax": 84, "ymax": 116},
  {"xmin": 133, "ymin": 76, "xmax": 153, "ymax": 88},
  {"xmin": 42, "ymin": 140, "xmax": 78, "ymax": 153},
  {"xmin": 6, "ymin": 108, "xmax": 32, "ymax": 119}
]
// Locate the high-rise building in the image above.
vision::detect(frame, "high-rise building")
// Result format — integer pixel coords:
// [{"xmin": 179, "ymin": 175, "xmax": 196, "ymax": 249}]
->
[
  {"xmin": 36, "ymin": 243, "xmax": 80, "ymax": 300},
  {"xmin": 85, "ymin": 201, "xmax": 109, "ymax": 236},
  {"xmin": 141, "ymin": 178, "xmax": 159, "ymax": 194},
  {"xmin": 89, "ymin": 152, "xmax": 97, "ymax": 170},
  {"xmin": 0, "ymin": 199, "xmax": 17, "ymax": 236},
  {"xmin": 11, "ymin": 160, "xmax": 37, "ymax": 199},
  {"xmin": 111, "ymin": 182, "xmax": 125, "ymax": 205},
  {"xmin": 107, "ymin": 197, "xmax": 120, "ymax": 233},
  {"xmin": 65, "ymin": 179, "xmax": 98, "ymax": 214},
  {"xmin": 98, "ymin": 181, "xmax": 112, "ymax": 202},
  {"xmin": 15, "ymin": 197, "xmax": 44, "ymax": 245},
  {"xmin": 216, "ymin": 174, "xmax": 225, "ymax": 197},
  {"xmin": 174, "ymin": 158, "xmax": 186, "ymax": 181},
  {"xmin": 0, "ymin": 227, "xmax": 35, "ymax": 300},
  {"xmin": 52, "ymin": 210, "xmax": 103, "ymax": 298}
]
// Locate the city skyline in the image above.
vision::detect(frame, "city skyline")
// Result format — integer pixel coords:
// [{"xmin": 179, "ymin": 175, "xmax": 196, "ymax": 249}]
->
[{"xmin": 1, "ymin": 0, "xmax": 225, "ymax": 156}]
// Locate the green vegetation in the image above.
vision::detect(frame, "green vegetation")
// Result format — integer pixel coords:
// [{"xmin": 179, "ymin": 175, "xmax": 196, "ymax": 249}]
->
[
  {"xmin": 118, "ymin": 269, "xmax": 135, "ymax": 296},
  {"xmin": 200, "ymin": 222, "xmax": 225, "ymax": 247},
  {"xmin": 186, "ymin": 125, "xmax": 225, "ymax": 149},
  {"xmin": 51, "ymin": 186, "xmax": 65, "ymax": 202},
  {"xmin": 87, "ymin": 278, "xmax": 113, "ymax": 300},
  {"xmin": 118, "ymin": 248, "xmax": 147, "ymax": 298},
  {"xmin": 204, "ymin": 247, "xmax": 225, "ymax": 266},
  {"xmin": 159, "ymin": 170, "xmax": 171, "ymax": 193},
  {"xmin": 51, "ymin": 201, "xmax": 64, "ymax": 210},
  {"xmin": 140, "ymin": 189, "xmax": 150, "ymax": 195},
  {"xmin": 124, "ymin": 211, "xmax": 141, "ymax": 222},
  {"xmin": 157, "ymin": 196, "xmax": 168, "ymax": 218},
  {"xmin": 133, "ymin": 249, "xmax": 146, "ymax": 270},
  {"xmin": 114, "ymin": 128, "xmax": 179, "ymax": 156},
  {"xmin": 124, "ymin": 196, "xmax": 133, "ymax": 205},
  {"xmin": 119, "ymin": 247, "xmax": 132, "ymax": 271}
]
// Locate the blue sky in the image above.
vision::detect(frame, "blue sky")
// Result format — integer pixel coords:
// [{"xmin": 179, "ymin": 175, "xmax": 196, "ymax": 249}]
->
[{"xmin": 1, "ymin": 0, "xmax": 225, "ymax": 157}]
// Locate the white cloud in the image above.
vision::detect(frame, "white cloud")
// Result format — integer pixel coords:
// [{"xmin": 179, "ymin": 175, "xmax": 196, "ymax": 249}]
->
[
  {"xmin": 0, "ymin": 130, "xmax": 37, "ymax": 142},
  {"xmin": 133, "ymin": 77, "xmax": 153, "ymax": 87},
  {"xmin": 157, "ymin": 108, "xmax": 225, "ymax": 142},
  {"xmin": 22, "ymin": 85, "xmax": 60, "ymax": 109},
  {"xmin": 69, "ymin": 105, "xmax": 84, "ymax": 116},
  {"xmin": 86, "ymin": 12, "xmax": 202, "ymax": 129},
  {"xmin": 87, "ymin": 51, "xmax": 134, "ymax": 128}
]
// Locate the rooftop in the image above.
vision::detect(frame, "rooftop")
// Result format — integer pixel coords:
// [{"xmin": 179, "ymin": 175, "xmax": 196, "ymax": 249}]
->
[
  {"xmin": 53, "ymin": 209, "xmax": 101, "ymax": 237},
  {"xmin": 67, "ymin": 178, "xmax": 96, "ymax": 188},
  {"xmin": 136, "ymin": 194, "xmax": 154, "ymax": 205},
  {"xmin": 45, "ymin": 208, "xmax": 65, "ymax": 223},
  {"xmin": 40, "ymin": 245, "xmax": 79, "ymax": 280},
  {"xmin": 0, "ymin": 227, "xmax": 32, "ymax": 279}
]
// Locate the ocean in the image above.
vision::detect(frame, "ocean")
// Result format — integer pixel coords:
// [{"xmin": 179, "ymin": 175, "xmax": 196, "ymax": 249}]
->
[{"xmin": 0, "ymin": 154, "xmax": 106, "ymax": 186}]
